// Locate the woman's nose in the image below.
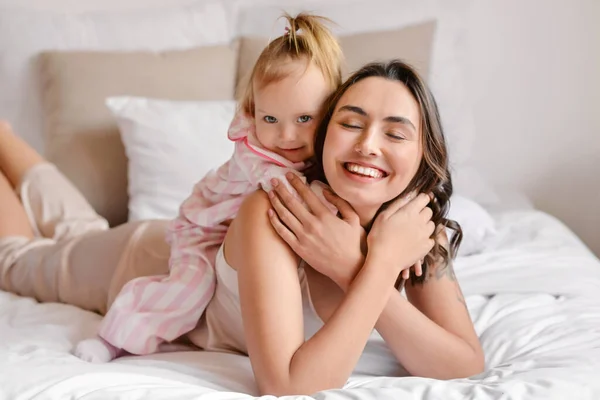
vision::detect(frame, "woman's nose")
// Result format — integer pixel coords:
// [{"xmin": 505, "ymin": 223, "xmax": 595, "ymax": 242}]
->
[{"xmin": 354, "ymin": 130, "xmax": 380, "ymax": 157}]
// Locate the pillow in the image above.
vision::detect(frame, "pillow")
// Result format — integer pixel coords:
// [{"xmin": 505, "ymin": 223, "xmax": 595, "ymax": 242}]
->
[
  {"xmin": 233, "ymin": 0, "xmax": 476, "ymax": 167},
  {"xmin": 39, "ymin": 44, "xmax": 238, "ymax": 226},
  {"xmin": 0, "ymin": 2, "xmax": 231, "ymax": 153},
  {"xmin": 447, "ymin": 195, "xmax": 497, "ymax": 257},
  {"xmin": 106, "ymin": 97, "xmax": 237, "ymax": 221}
]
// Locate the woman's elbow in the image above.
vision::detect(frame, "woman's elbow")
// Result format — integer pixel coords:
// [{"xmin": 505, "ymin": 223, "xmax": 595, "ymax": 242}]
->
[
  {"xmin": 257, "ymin": 376, "xmax": 344, "ymax": 397},
  {"xmin": 449, "ymin": 348, "xmax": 485, "ymax": 379},
  {"xmin": 423, "ymin": 348, "xmax": 485, "ymax": 380},
  {"xmin": 465, "ymin": 348, "xmax": 486, "ymax": 376},
  {"xmin": 258, "ymin": 382, "xmax": 312, "ymax": 397}
]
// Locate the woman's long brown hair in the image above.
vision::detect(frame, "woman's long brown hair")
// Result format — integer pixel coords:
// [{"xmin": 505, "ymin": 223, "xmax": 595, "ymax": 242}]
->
[{"xmin": 306, "ymin": 60, "xmax": 463, "ymax": 287}]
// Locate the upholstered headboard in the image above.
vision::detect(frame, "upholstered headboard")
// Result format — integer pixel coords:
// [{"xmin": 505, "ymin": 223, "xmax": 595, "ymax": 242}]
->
[{"xmin": 39, "ymin": 21, "xmax": 436, "ymax": 226}]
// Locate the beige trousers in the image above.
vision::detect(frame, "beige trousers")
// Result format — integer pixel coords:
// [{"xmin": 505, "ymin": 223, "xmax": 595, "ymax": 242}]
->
[{"xmin": 0, "ymin": 164, "xmax": 170, "ymax": 315}]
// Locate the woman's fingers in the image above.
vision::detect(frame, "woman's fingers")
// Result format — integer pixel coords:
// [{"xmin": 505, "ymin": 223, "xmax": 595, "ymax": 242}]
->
[
  {"xmin": 270, "ymin": 177, "xmax": 314, "ymax": 225},
  {"xmin": 407, "ymin": 193, "xmax": 433, "ymax": 214},
  {"xmin": 322, "ymin": 188, "xmax": 360, "ymax": 224},
  {"xmin": 420, "ymin": 205, "xmax": 433, "ymax": 222},
  {"xmin": 284, "ymin": 173, "xmax": 328, "ymax": 217},
  {"xmin": 426, "ymin": 220, "xmax": 436, "ymax": 236},
  {"xmin": 402, "ymin": 268, "xmax": 410, "ymax": 281},
  {"xmin": 267, "ymin": 208, "xmax": 299, "ymax": 250},
  {"xmin": 382, "ymin": 191, "xmax": 417, "ymax": 215},
  {"xmin": 267, "ymin": 189, "xmax": 304, "ymax": 234},
  {"xmin": 414, "ymin": 260, "xmax": 423, "ymax": 277}
]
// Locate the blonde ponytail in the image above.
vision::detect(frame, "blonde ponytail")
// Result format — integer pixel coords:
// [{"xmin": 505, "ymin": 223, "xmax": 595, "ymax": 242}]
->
[{"xmin": 240, "ymin": 12, "xmax": 343, "ymax": 116}]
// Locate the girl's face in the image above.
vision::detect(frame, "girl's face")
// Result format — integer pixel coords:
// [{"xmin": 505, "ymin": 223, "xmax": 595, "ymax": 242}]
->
[
  {"xmin": 253, "ymin": 60, "xmax": 331, "ymax": 163},
  {"xmin": 322, "ymin": 77, "xmax": 423, "ymax": 224}
]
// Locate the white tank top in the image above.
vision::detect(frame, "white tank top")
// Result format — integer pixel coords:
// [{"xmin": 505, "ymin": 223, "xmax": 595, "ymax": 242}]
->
[{"xmin": 187, "ymin": 244, "xmax": 404, "ymax": 377}]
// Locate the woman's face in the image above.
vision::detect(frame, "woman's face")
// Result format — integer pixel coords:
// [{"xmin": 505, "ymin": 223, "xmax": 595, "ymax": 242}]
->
[{"xmin": 322, "ymin": 77, "xmax": 423, "ymax": 224}]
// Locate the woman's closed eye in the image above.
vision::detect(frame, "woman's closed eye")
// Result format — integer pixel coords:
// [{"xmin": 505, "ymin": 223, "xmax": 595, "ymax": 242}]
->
[
  {"xmin": 386, "ymin": 131, "xmax": 406, "ymax": 141},
  {"xmin": 341, "ymin": 121, "xmax": 405, "ymax": 141},
  {"xmin": 340, "ymin": 122, "xmax": 362, "ymax": 130}
]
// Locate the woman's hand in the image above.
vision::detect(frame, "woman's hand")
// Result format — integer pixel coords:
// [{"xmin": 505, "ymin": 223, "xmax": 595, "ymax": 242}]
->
[
  {"xmin": 266, "ymin": 173, "xmax": 366, "ymax": 290},
  {"xmin": 368, "ymin": 193, "xmax": 435, "ymax": 275}
]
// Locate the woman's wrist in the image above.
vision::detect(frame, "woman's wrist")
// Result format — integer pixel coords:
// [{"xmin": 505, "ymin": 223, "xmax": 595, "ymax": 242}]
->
[
  {"xmin": 333, "ymin": 253, "xmax": 365, "ymax": 292},
  {"xmin": 364, "ymin": 249, "xmax": 399, "ymax": 275},
  {"xmin": 353, "ymin": 252, "xmax": 402, "ymax": 289}
]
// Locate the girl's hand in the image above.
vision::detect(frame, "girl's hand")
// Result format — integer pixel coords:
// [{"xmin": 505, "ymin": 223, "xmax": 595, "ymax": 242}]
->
[
  {"xmin": 266, "ymin": 173, "xmax": 366, "ymax": 290},
  {"xmin": 368, "ymin": 193, "xmax": 436, "ymax": 275}
]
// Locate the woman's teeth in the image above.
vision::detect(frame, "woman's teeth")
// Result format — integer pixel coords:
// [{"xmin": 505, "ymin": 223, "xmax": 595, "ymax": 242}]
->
[{"xmin": 344, "ymin": 163, "xmax": 385, "ymax": 178}]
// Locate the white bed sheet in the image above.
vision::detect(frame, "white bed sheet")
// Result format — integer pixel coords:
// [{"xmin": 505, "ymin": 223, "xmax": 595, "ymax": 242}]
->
[{"xmin": 1, "ymin": 209, "xmax": 600, "ymax": 400}]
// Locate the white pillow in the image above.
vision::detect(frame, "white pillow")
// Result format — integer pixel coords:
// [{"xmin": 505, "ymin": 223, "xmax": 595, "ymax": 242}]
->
[
  {"xmin": 0, "ymin": 2, "xmax": 231, "ymax": 153},
  {"xmin": 447, "ymin": 195, "xmax": 497, "ymax": 257},
  {"xmin": 106, "ymin": 97, "xmax": 236, "ymax": 221}
]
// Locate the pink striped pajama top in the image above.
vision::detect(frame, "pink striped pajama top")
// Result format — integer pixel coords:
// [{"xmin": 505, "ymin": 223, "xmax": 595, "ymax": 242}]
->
[{"xmin": 97, "ymin": 111, "xmax": 307, "ymax": 355}]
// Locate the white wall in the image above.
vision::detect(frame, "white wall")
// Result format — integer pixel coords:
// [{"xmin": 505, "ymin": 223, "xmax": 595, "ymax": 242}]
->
[
  {"xmin": 463, "ymin": 0, "xmax": 600, "ymax": 256},
  {"xmin": 2, "ymin": 0, "xmax": 598, "ymax": 255}
]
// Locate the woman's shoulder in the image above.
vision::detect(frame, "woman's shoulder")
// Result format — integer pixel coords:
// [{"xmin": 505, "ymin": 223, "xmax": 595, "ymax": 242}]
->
[
  {"xmin": 237, "ymin": 189, "xmax": 271, "ymax": 219},
  {"xmin": 225, "ymin": 190, "xmax": 269, "ymax": 234},
  {"xmin": 225, "ymin": 189, "xmax": 299, "ymax": 270},
  {"xmin": 226, "ymin": 189, "xmax": 270, "ymax": 242}
]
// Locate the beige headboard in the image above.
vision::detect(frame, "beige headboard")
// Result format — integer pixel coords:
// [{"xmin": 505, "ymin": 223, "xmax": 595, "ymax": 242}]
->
[{"xmin": 39, "ymin": 20, "xmax": 436, "ymax": 226}]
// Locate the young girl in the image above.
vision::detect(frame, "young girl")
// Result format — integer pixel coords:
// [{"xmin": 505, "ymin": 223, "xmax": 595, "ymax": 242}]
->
[{"xmin": 74, "ymin": 13, "xmax": 344, "ymax": 362}]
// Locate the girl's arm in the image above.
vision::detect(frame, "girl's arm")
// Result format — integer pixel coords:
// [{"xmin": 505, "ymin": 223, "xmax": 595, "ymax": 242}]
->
[
  {"xmin": 372, "ymin": 230, "xmax": 485, "ymax": 379},
  {"xmin": 225, "ymin": 191, "xmax": 410, "ymax": 396}
]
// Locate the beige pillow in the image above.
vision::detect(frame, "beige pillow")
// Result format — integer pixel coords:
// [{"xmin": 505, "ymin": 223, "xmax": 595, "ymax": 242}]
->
[
  {"xmin": 235, "ymin": 20, "xmax": 436, "ymax": 96},
  {"xmin": 40, "ymin": 44, "xmax": 238, "ymax": 226}
]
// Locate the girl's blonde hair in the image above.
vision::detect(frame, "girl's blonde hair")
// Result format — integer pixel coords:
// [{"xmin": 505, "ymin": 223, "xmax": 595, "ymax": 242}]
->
[{"xmin": 239, "ymin": 12, "xmax": 343, "ymax": 116}]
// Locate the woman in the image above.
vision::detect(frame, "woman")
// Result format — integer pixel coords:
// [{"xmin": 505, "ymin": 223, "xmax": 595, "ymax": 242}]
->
[
  {"xmin": 0, "ymin": 60, "xmax": 483, "ymax": 395},
  {"xmin": 219, "ymin": 60, "xmax": 484, "ymax": 395}
]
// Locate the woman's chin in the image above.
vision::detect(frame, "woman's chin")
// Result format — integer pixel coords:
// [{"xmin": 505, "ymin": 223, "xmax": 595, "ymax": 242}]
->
[{"xmin": 330, "ymin": 188, "xmax": 382, "ymax": 220}]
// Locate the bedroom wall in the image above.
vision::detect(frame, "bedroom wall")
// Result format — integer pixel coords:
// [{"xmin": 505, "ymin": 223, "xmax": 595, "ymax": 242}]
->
[
  {"xmin": 463, "ymin": 0, "xmax": 600, "ymax": 257},
  {"xmin": 1, "ymin": 0, "xmax": 598, "ymax": 256}
]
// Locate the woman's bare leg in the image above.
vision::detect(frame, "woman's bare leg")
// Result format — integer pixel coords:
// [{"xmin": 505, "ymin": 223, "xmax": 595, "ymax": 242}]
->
[
  {"xmin": 0, "ymin": 171, "xmax": 34, "ymax": 239},
  {"xmin": 0, "ymin": 121, "xmax": 45, "ymax": 239},
  {"xmin": 0, "ymin": 121, "xmax": 45, "ymax": 189}
]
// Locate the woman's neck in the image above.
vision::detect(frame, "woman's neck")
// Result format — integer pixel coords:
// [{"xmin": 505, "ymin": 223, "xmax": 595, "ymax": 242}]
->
[{"xmin": 355, "ymin": 206, "xmax": 379, "ymax": 230}]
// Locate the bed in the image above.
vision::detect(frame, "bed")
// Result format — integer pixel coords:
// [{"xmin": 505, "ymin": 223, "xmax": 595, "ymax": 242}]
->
[{"xmin": 2, "ymin": 208, "xmax": 600, "ymax": 400}]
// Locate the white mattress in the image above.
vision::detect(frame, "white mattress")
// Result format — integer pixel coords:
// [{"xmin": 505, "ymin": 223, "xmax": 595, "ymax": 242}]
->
[{"xmin": 1, "ymin": 209, "xmax": 600, "ymax": 400}]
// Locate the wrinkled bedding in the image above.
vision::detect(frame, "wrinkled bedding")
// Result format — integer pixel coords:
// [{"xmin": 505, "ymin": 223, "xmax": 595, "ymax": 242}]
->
[{"xmin": 1, "ymin": 210, "xmax": 599, "ymax": 400}]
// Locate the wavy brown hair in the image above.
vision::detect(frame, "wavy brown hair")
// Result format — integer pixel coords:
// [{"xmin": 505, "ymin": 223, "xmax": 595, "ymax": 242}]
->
[{"xmin": 306, "ymin": 60, "xmax": 463, "ymax": 287}]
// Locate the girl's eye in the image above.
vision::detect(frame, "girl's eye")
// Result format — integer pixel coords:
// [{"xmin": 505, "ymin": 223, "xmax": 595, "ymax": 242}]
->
[
  {"xmin": 264, "ymin": 116, "xmax": 277, "ymax": 123},
  {"xmin": 297, "ymin": 115, "xmax": 312, "ymax": 123},
  {"xmin": 341, "ymin": 123, "xmax": 362, "ymax": 130}
]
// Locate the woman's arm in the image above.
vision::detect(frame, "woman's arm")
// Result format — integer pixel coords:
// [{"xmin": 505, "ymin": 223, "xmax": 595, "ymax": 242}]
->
[
  {"xmin": 226, "ymin": 191, "xmax": 411, "ymax": 396},
  {"xmin": 373, "ymin": 230, "xmax": 485, "ymax": 379},
  {"xmin": 264, "ymin": 177, "xmax": 484, "ymax": 379}
]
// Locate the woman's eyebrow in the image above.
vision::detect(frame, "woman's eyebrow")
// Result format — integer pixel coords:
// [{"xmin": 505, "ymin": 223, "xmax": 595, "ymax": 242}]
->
[
  {"xmin": 338, "ymin": 105, "xmax": 416, "ymax": 132},
  {"xmin": 384, "ymin": 115, "xmax": 417, "ymax": 132},
  {"xmin": 338, "ymin": 105, "xmax": 367, "ymax": 116}
]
